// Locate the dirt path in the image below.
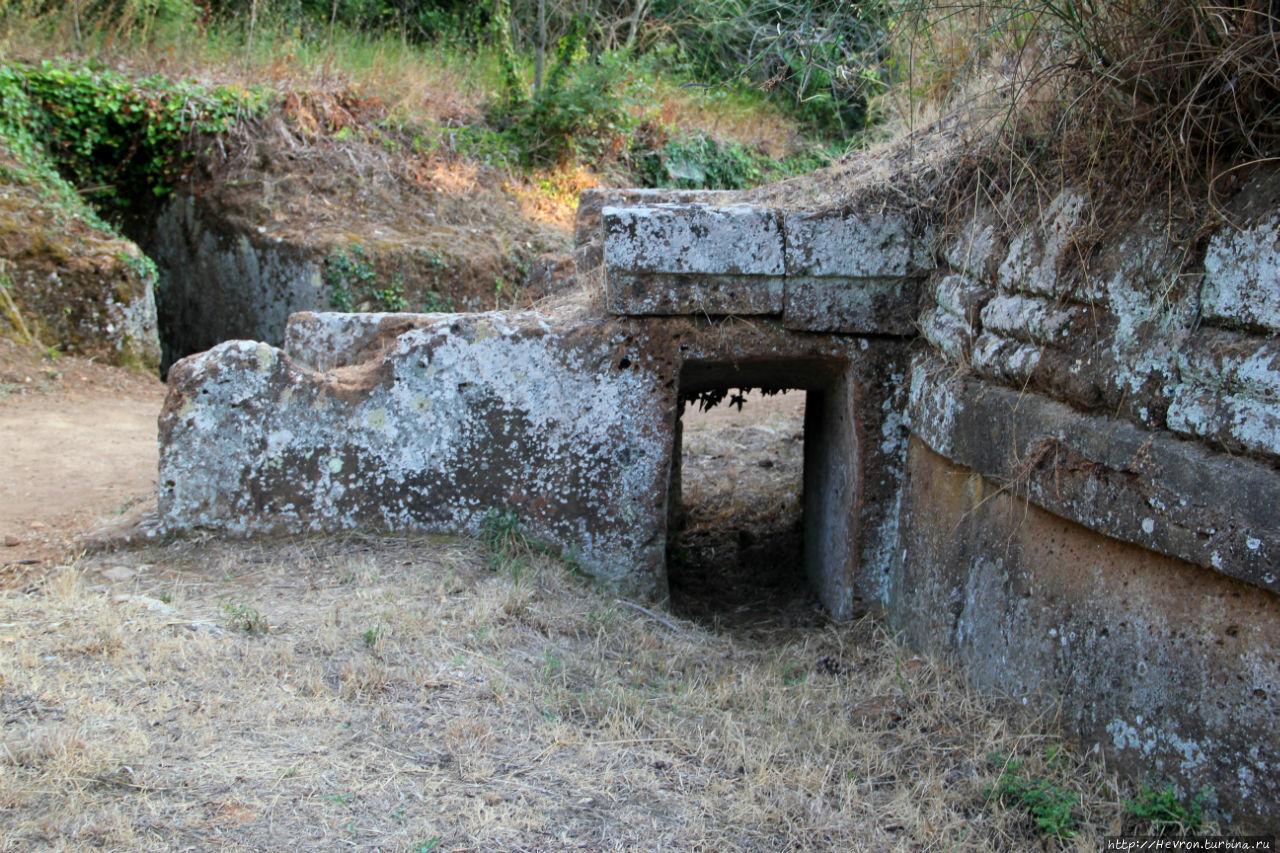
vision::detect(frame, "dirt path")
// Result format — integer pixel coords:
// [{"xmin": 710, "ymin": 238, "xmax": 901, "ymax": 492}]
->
[{"xmin": 0, "ymin": 341, "xmax": 165, "ymax": 580}]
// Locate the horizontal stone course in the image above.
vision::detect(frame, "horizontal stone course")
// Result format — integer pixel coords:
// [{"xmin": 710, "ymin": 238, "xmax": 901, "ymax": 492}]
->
[
  {"xmin": 969, "ymin": 333, "xmax": 1041, "ymax": 383},
  {"xmin": 932, "ymin": 272, "xmax": 992, "ymax": 326},
  {"xmin": 602, "ymin": 201, "xmax": 932, "ymax": 333},
  {"xmin": 919, "ymin": 305, "xmax": 972, "ymax": 362},
  {"xmin": 782, "ymin": 210, "xmax": 932, "ymax": 278},
  {"xmin": 1177, "ymin": 328, "xmax": 1280, "ymax": 401},
  {"xmin": 908, "ymin": 353, "xmax": 1280, "ymax": 594},
  {"xmin": 995, "ymin": 188, "xmax": 1090, "ymax": 299},
  {"xmin": 604, "ymin": 203, "xmax": 784, "ymax": 276},
  {"xmin": 979, "ymin": 293, "xmax": 1088, "ymax": 346},
  {"xmin": 783, "ymin": 276, "xmax": 920, "ymax": 335},
  {"xmin": 1166, "ymin": 388, "xmax": 1280, "ymax": 462},
  {"xmin": 604, "ymin": 273, "xmax": 785, "ymax": 316}
]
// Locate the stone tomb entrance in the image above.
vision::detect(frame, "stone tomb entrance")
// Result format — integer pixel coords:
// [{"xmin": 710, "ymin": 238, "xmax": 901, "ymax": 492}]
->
[
  {"xmin": 159, "ymin": 193, "xmax": 925, "ymax": 623},
  {"xmin": 666, "ymin": 358, "xmax": 856, "ymax": 629},
  {"xmin": 596, "ymin": 193, "xmax": 930, "ymax": 618}
]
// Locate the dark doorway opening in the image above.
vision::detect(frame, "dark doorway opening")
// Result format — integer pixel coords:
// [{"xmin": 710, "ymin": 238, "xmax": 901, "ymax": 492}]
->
[{"xmin": 666, "ymin": 357, "xmax": 858, "ymax": 635}]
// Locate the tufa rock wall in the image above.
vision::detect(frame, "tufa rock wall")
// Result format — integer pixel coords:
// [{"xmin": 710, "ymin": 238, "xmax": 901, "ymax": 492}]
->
[
  {"xmin": 0, "ymin": 164, "xmax": 160, "ymax": 369},
  {"xmin": 899, "ymin": 172, "xmax": 1280, "ymax": 830},
  {"xmin": 157, "ymin": 176, "xmax": 1278, "ymax": 829}
]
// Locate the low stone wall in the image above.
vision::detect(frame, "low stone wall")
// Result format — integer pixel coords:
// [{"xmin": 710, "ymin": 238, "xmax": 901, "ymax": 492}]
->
[{"xmin": 160, "ymin": 307, "xmax": 909, "ymax": 617}]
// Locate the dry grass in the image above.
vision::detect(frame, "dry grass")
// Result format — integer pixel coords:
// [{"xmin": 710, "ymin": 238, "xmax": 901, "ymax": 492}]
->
[
  {"xmin": 0, "ymin": 1, "xmax": 496, "ymax": 127},
  {"xmin": 879, "ymin": 0, "xmax": 1280, "ymax": 228},
  {"xmin": 0, "ymin": 530, "xmax": 1143, "ymax": 851}
]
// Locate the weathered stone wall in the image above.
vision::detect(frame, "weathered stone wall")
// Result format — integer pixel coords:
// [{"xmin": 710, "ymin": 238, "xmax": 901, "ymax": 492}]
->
[
  {"xmin": 898, "ymin": 171, "xmax": 1280, "ymax": 830},
  {"xmin": 891, "ymin": 437, "xmax": 1279, "ymax": 828},
  {"xmin": 161, "ymin": 309, "xmax": 674, "ymax": 598},
  {"xmin": 144, "ymin": 192, "xmax": 330, "ymax": 372},
  {"xmin": 159, "ymin": 304, "xmax": 909, "ymax": 618},
  {"xmin": 156, "ymin": 174, "xmax": 1278, "ymax": 829}
]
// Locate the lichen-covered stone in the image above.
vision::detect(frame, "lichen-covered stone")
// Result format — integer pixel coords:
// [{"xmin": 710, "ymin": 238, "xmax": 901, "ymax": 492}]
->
[
  {"xmin": 919, "ymin": 305, "xmax": 973, "ymax": 362},
  {"xmin": 908, "ymin": 352, "xmax": 1280, "ymax": 594},
  {"xmin": 1178, "ymin": 329, "xmax": 1280, "ymax": 401},
  {"xmin": 932, "ymin": 272, "xmax": 992, "ymax": 326},
  {"xmin": 604, "ymin": 203, "xmax": 784, "ymax": 277},
  {"xmin": 603, "ymin": 203, "xmax": 786, "ymax": 315},
  {"xmin": 979, "ymin": 293, "xmax": 1088, "ymax": 346},
  {"xmin": 604, "ymin": 272, "xmax": 785, "ymax": 317},
  {"xmin": 158, "ymin": 175, "xmax": 1280, "ymax": 830},
  {"xmin": 969, "ymin": 333, "xmax": 1041, "ymax": 383},
  {"xmin": 782, "ymin": 210, "xmax": 933, "ymax": 278},
  {"xmin": 996, "ymin": 188, "xmax": 1089, "ymax": 298},
  {"xmin": 941, "ymin": 216, "xmax": 1003, "ymax": 281},
  {"xmin": 576, "ymin": 189, "xmax": 740, "ymax": 274},
  {"xmin": 284, "ymin": 311, "xmax": 439, "ymax": 371},
  {"xmin": 161, "ymin": 314, "xmax": 672, "ymax": 599},
  {"xmin": 1167, "ymin": 389, "xmax": 1280, "ymax": 462},
  {"xmin": 782, "ymin": 276, "xmax": 920, "ymax": 335},
  {"xmin": 601, "ymin": 201, "xmax": 930, "ymax": 331},
  {"xmin": 161, "ymin": 305, "xmax": 912, "ymax": 621},
  {"xmin": 1095, "ymin": 217, "xmax": 1197, "ymax": 417},
  {"xmin": 1201, "ymin": 215, "xmax": 1280, "ymax": 333}
]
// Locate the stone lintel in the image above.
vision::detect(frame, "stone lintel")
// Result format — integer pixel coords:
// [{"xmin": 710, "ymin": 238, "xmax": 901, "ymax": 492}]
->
[
  {"xmin": 606, "ymin": 273, "xmax": 785, "ymax": 316},
  {"xmin": 603, "ymin": 203, "xmax": 784, "ymax": 277},
  {"xmin": 782, "ymin": 276, "xmax": 920, "ymax": 335},
  {"xmin": 577, "ymin": 188, "xmax": 739, "ymax": 243},
  {"xmin": 783, "ymin": 210, "xmax": 933, "ymax": 278},
  {"xmin": 908, "ymin": 353, "xmax": 1280, "ymax": 594}
]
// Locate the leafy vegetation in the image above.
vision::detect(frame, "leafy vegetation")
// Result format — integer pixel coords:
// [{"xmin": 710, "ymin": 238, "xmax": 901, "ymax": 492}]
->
[
  {"xmin": 984, "ymin": 749, "xmax": 1080, "ymax": 839},
  {"xmin": 200, "ymin": 0, "xmax": 893, "ymax": 139},
  {"xmin": 3, "ymin": 61, "xmax": 256, "ymax": 218},
  {"xmin": 1125, "ymin": 783, "xmax": 1210, "ymax": 835},
  {"xmin": 324, "ymin": 244, "xmax": 409, "ymax": 312},
  {"xmin": 220, "ymin": 595, "xmax": 269, "ymax": 634},
  {"xmin": 481, "ymin": 508, "xmax": 535, "ymax": 576}
]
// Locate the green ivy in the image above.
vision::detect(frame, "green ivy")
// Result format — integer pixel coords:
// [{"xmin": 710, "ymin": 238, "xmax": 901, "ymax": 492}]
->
[
  {"xmin": 324, "ymin": 245, "xmax": 377, "ymax": 311},
  {"xmin": 0, "ymin": 65, "xmax": 108, "ymax": 229},
  {"xmin": 324, "ymin": 244, "xmax": 407, "ymax": 312},
  {"xmin": 4, "ymin": 61, "xmax": 257, "ymax": 218}
]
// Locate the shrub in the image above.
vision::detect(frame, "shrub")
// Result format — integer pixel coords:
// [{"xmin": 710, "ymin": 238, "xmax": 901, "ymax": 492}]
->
[{"xmin": 895, "ymin": 0, "xmax": 1280, "ymax": 200}]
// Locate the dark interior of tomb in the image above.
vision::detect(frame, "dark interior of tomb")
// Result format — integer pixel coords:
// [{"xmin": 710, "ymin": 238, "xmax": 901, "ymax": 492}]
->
[{"xmin": 664, "ymin": 382, "xmax": 826, "ymax": 637}]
